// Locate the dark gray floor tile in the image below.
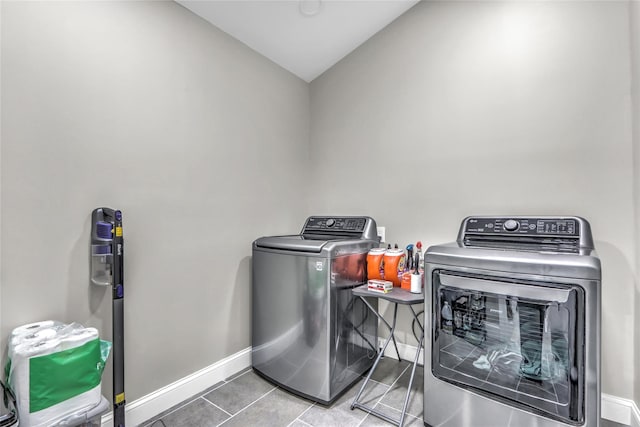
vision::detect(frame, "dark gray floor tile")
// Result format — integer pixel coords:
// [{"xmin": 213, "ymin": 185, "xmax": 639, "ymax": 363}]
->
[
  {"xmin": 359, "ymin": 402, "xmax": 423, "ymax": 427},
  {"xmin": 300, "ymin": 381, "xmax": 389, "ymax": 427},
  {"xmin": 154, "ymin": 397, "xmax": 229, "ymax": 427},
  {"xmin": 141, "ymin": 381, "xmax": 226, "ymax": 426},
  {"xmin": 225, "ymin": 366, "xmax": 252, "ymax": 382},
  {"xmin": 325, "ymin": 374, "xmax": 387, "ymax": 410},
  {"xmin": 299, "ymin": 402, "xmax": 365, "ymax": 427},
  {"xmin": 219, "ymin": 388, "xmax": 312, "ymax": 427},
  {"xmin": 203, "ymin": 370, "xmax": 276, "ymax": 415},
  {"xmin": 367, "ymin": 357, "xmax": 411, "ymax": 386},
  {"xmin": 378, "ymin": 366, "xmax": 423, "ymax": 418},
  {"xmin": 325, "ymin": 377, "xmax": 371, "ymax": 409},
  {"xmin": 140, "ymin": 364, "xmax": 629, "ymax": 427},
  {"xmin": 198, "ymin": 380, "xmax": 226, "ymax": 396}
]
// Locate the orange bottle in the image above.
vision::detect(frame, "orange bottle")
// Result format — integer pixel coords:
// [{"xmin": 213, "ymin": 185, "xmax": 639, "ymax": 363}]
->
[
  {"xmin": 383, "ymin": 248, "xmax": 406, "ymax": 287},
  {"xmin": 366, "ymin": 248, "xmax": 386, "ymax": 281}
]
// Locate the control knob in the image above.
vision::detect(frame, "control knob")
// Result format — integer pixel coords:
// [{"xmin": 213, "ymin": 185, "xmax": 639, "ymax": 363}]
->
[
  {"xmin": 326, "ymin": 218, "xmax": 336, "ymax": 228},
  {"xmin": 503, "ymin": 219, "xmax": 519, "ymax": 231}
]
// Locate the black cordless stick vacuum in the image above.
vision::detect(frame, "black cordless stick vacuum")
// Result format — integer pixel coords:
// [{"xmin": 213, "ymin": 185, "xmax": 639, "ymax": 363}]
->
[{"xmin": 91, "ymin": 208, "xmax": 125, "ymax": 427}]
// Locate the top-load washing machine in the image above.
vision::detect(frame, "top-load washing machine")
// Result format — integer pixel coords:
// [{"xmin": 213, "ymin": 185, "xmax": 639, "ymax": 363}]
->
[
  {"xmin": 424, "ymin": 216, "xmax": 601, "ymax": 427},
  {"xmin": 252, "ymin": 216, "xmax": 379, "ymax": 404}
]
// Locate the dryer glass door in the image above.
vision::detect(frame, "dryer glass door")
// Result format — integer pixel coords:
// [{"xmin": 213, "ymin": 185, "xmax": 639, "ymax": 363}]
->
[{"xmin": 431, "ymin": 271, "xmax": 585, "ymax": 424}]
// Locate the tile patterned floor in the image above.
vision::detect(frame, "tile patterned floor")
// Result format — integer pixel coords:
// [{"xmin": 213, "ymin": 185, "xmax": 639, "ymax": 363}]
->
[
  {"xmin": 141, "ymin": 357, "xmax": 423, "ymax": 427},
  {"xmin": 141, "ymin": 358, "xmax": 625, "ymax": 427}
]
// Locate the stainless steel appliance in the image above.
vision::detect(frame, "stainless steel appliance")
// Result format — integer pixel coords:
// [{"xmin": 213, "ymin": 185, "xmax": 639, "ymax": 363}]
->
[
  {"xmin": 252, "ymin": 216, "xmax": 379, "ymax": 404},
  {"xmin": 424, "ymin": 216, "xmax": 601, "ymax": 427}
]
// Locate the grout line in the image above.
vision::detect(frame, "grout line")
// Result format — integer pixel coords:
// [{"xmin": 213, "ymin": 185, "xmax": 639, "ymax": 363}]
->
[
  {"xmin": 202, "ymin": 398, "xmax": 234, "ymax": 417},
  {"xmin": 225, "ymin": 367, "xmax": 253, "ymax": 383},
  {"xmin": 195, "ymin": 379, "xmax": 230, "ymax": 398},
  {"xmin": 150, "ymin": 364, "xmax": 424, "ymax": 427},
  {"xmin": 204, "ymin": 371, "xmax": 280, "ymax": 420},
  {"xmin": 288, "ymin": 410, "xmax": 314, "ymax": 427},
  {"xmin": 223, "ymin": 368, "xmax": 252, "ymax": 383},
  {"xmin": 378, "ymin": 363, "xmax": 412, "ymax": 403},
  {"xmin": 150, "ymin": 370, "xmax": 263, "ymax": 425},
  {"xmin": 356, "ymin": 400, "xmax": 422, "ymax": 426},
  {"xmin": 145, "ymin": 396, "xmax": 211, "ymax": 425},
  {"xmin": 293, "ymin": 400, "xmax": 317, "ymax": 424},
  {"xmin": 214, "ymin": 387, "xmax": 279, "ymax": 426},
  {"xmin": 356, "ymin": 410, "xmax": 372, "ymax": 426},
  {"xmin": 376, "ymin": 401, "xmax": 422, "ymax": 421},
  {"xmin": 355, "ymin": 363, "xmax": 413, "ymax": 426}
]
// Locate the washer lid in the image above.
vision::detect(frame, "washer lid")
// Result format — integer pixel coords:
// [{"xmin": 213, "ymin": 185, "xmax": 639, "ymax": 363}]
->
[
  {"xmin": 254, "ymin": 235, "xmax": 337, "ymax": 253},
  {"xmin": 254, "ymin": 216, "xmax": 379, "ymax": 253}
]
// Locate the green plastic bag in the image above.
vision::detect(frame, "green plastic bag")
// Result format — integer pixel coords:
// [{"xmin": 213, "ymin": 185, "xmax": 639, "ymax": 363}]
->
[{"xmin": 28, "ymin": 339, "xmax": 111, "ymax": 412}]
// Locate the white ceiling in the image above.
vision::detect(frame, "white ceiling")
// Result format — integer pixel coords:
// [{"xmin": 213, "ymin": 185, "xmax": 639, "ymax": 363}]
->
[{"xmin": 176, "ymin": 0, "xmax": 419, "ymax": 82}]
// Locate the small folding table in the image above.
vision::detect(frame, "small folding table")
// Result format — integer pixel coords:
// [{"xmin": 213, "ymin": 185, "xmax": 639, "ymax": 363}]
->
[{"xmin": 350, "ymin": 284, "xmax": 424, "ymax": 427}]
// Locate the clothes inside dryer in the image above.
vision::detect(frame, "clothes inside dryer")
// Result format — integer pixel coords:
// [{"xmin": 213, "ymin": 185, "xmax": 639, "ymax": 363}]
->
[{"xmin": 425, "ymin": 216, "xmax": 600, "ymax": 427}]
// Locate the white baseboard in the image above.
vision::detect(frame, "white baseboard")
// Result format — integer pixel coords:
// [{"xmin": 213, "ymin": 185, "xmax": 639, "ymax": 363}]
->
[
  {"xmin": 100, "ymin": 347, "xmax": 251, "ymax": 427},
  {"xmin": 633, "ymin": 400, "xmax": 640, "ymax": 427},
  {"xmin": 98, "ymin": 343, "xmax": 640, "ymax": 427},
  {"xmin": 602, "ymin": 393, "xmax": 636, "ymax": 425},
  {"xmin": 378, "ymin": 336, "xmax": 424, "ymax": 366},
  {"xmin": 601, "ymin": 393, "xmax": 640, "ymax": 426}
]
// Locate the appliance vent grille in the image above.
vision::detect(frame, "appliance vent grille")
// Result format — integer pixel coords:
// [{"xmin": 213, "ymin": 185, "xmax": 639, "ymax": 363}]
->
[
  {"xmin": 301, "ymin": 230, "xmax": 364, "ymax": 239},
  {"xmin": 463, "ymin": 235, "xmax": 579, "ymax": 253}
]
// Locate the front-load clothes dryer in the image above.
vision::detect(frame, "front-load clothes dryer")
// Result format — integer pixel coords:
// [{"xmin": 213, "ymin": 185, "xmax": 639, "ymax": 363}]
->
[
  {"xmin": 424, "ymin": 216, "xmax": 601, "ymax": 427},
  {"xmin": 252, "ymin": 216, "xmax": 379, "ymax": 404}
]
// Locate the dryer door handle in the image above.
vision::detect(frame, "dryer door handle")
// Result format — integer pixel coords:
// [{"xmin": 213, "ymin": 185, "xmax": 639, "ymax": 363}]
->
[{"xmin": 439, "ymin": 273, "xmax": 572, "ymax": 303}]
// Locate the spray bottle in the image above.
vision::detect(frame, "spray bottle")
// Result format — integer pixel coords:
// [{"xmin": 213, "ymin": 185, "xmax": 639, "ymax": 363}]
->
[{"xmin": 415, "ymin": 241, "xmax": 424, "ymax": 273}]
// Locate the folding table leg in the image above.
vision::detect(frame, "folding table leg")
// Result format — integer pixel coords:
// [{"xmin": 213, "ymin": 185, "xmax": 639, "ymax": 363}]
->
[
  {"xmin": 358, "ymin": 297, "xmax": 401, "ymax": 361},
  {"xmin": 351, "ymin": 303, "xmax": 399, "ymax": 411},
  {"xmin": 399, "ymin": 326, "xmax": 424, "ymax": 426}
]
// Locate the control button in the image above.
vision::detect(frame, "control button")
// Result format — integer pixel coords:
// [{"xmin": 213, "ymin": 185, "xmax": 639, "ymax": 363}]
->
[
  {"xmin": 326, "ymin": 218, "xmax": 335, "ymax": 227},
  {"xmin": 503, "ymin": 219, "xmax": 519, "ymax": 231}
]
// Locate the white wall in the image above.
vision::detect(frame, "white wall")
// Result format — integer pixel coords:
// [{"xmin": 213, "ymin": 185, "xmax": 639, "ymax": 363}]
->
[
  {"xmin": 310, "ymin": 0, "xmax": 636, "ymax": 399},
  {"xmin": 0, "ymin": 1, "xmax": 309, "ymax": 401},
  {"xmin": 630, "ymin": 0, "xmax": 640, "ymax": 406}
]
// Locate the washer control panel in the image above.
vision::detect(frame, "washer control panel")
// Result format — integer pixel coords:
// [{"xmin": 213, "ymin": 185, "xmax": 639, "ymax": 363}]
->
[
  {"xmin": 464, "ymin": 217, "xmax": 579, "ymax": 237},
  {"xmin": 304, "ymin": 217, "xmax": 367, "ymax": 233}
]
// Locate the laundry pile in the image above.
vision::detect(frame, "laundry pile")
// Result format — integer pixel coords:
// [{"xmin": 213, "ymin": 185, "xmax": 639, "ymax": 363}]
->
[{"xmin": 5, "ymin": 321, "xmax": 110, "ymax": 427}]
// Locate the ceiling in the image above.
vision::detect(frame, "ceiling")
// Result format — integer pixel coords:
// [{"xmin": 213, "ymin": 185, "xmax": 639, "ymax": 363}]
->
[{"xmin": 176, "ymin": 0, "xmax": 419, "ymax": 82}]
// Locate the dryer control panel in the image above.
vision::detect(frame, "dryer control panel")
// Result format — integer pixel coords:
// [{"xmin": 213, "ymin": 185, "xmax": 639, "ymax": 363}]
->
[
  {"xmin": 458, "ymin": 216, "xmax": 594, "ymax": 253},
  {"xmin": 464, "ymin": 217, "xmax": 579, "ymax": 237}
]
